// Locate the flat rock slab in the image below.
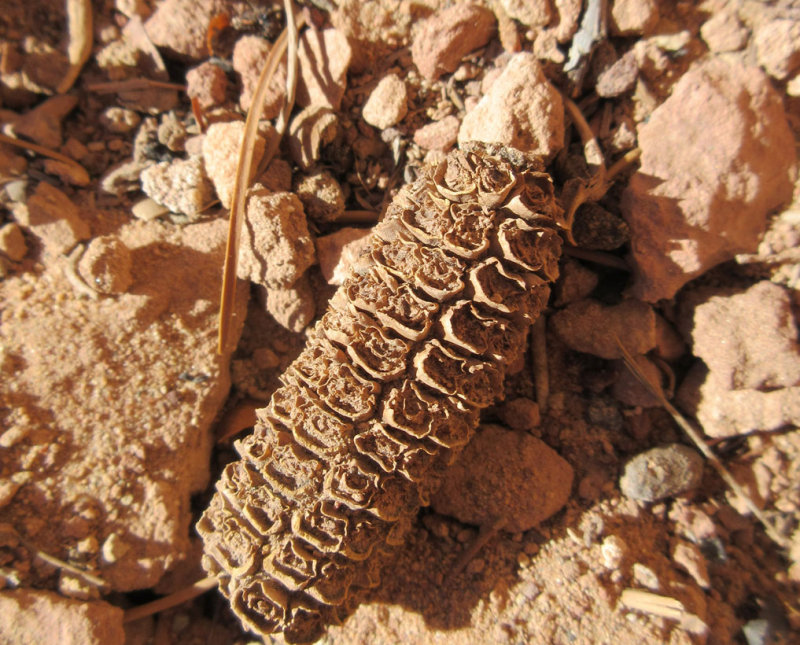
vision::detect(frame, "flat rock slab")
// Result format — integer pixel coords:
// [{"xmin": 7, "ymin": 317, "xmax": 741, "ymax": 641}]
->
[
  {"xmin": 432, "ymin": 424, "xmax": 573, "ymax": 533},
  {"xmin": 677, "ymin": 281, "xmax": 800, "ymax": 437},
  {"xmin": 0, "ymin": 218, "xmax": 247, "ymax": 591},
  {"xmin": 0, "ymin": 589, "xmax": 124, "ymax": 645}
]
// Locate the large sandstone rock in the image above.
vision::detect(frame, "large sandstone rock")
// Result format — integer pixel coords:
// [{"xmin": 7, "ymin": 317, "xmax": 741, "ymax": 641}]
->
[
  {"xmin": 621, "ymin": 57, "xmax": 796, "ymax": 302},
  {"xmin": 0, "ymin": 218, "xmax": 248, "ymax": 591},
  {"xmin": 411, "ymin": 3, "xmax": 496, "ymax": 82},
  {"xmin": 677, "ymin": 281, "xmax": 800, "ymax": 437},
  {"xmin": 458, "ymin": 52, "xmax": 564, "ymax": 160}
]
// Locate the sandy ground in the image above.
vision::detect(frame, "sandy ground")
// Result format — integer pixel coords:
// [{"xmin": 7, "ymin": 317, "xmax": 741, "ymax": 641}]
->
[{"xmin": 0, "ymin": 0, "xmax": 799, "ymax": 643}]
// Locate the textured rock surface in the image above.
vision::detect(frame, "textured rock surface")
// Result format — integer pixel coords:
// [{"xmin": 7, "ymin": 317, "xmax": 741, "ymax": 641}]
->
[
  {"xmin": 0, "ymin": 590, "xmax": 124, "ymax": 645},
  {"xmin": 677, "ymin": 282, "xmax": 800, "ymax": 437},
  {"xmin": 140, "ymin": 156, "xmax": 214, "ymax": 218},
  {"xmin": 620, "ymin": 444, "xmax": 704, "ymax": 502},
  {"xmin": 233, "ymin": 35, "xmax": 286, "ymax": 117},
  {"xmin": 263, "ymin": 275, "xmax": 316, "ymax": 333},
  {"xmin": 77, "ymin": 235, "xmax": 134, "ymax": 295},
  {"xmin": 362, "ymin": 74, "xmax": 408, "ymax": 130},
  {"xmin": 700, "ymin": 9, "xmax": 748, "ymax": 53},
  {"xmin": 197, "ymin": 145, "xmax": 564, "ymax": 642},
  {"xmin": 610, "ymin": 0, "xmax": 659, "ymax": 36},
  {"xmin": 18, "ymin": 182, "xmax": 90, "ymax": 256},
  {"xmin": 296, "ymin": 28, "xmax": 352, "ymax": 110},
  {"xmin": 621, "ymin": 57, "xmax": 796, "ymax": 302},
  {"xmin": 186, "ymin": 61, "xmax": 229, "ymax": 110},
  {"xmin": 411, "ymin": 4, "xmax": 496, "ymax": 82},
  {"xmin": 316, "ymin": 227, "xmax": 373, "ymax": 285},
  {"xmin": 238, "ymin": 189, "xmax": 316, "ymax": 289},
  {"xmin": 432, "ymin": 424, "xmax": 572, "ymax": 532},
  {"xmin": 500, "ymin": 0, "xmax": 552, "ymax": 28},
  {"xmin": 202, "ymin": 121, "xmax": 268, "ymax": 209},
  {"xmin": 0, "ymin": 218, "xmax": 248, "ymax": 591},
  {"xmin": 753, "ymin": 19, "xmax": 800, "ymax": 81},
  {"xmin": 293, "ymin": 170, "xmax": 346, "ymax": 224},
  {"xmin": 413, "ymin": 116, "xmax": 460, "ymax": 152},
  {"xmin": 550, "ymin": 298, "xmax": 656, "ymax": 359},
  {"xmin": 458, "ymin": 53, "xmax": 564, "ymax": 161}
]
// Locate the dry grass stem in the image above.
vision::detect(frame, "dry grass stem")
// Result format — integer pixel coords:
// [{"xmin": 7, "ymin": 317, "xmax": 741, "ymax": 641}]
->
[
  {"xmin": 562, "ymin": 246, "xmax": 630, "ymax": 270},
  {"xmin": 615, "ymin": 337, "xmax": 791, "ymax": 550},
  {"xmin": 447, "ymin": 516, "xmax": 507, "ymax": 581},
  {"xmin": 218, "ymin": 0, "xmax": 302, "ymax": 354},
  {"xmin": 58, "ymin": 0, "xmax": 93, "ymax": 94},
  {"xmin": 0, "ymin": 132, "xmax": 90, "ymax": 185},
  {"xmin": 18, "ymin": 534, "xmax": 106, "ymax": 589},
  {"xmin": 123, "ymin": 576, "xmax": 218, "ymax": 623}
]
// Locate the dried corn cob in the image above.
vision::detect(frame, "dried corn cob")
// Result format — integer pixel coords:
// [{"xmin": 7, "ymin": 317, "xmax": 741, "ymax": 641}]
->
[{"xmin": 197, "ymin": 143, "xmax": 564, "ymax": 642}]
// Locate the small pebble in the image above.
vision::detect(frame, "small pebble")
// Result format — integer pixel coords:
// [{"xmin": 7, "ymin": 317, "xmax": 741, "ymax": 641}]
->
[
  {"xmin": 140, "ymin": 156, "xmax": 214, "ymax": 218},
  {"xmin": 101, "ymin": 107, "xmax": 141, "ymax": 134},
  {"xmin": 78, "ymin": 236, "xmax": 133, "ymax": 295},
  {"xmin": 0, "ymin": 223, "xmax": 27, "ymax": 261},
  {"xmin": 293, "ymin": 170, "xmax": 345, "ymax": 224},
  {"xmin": 632, "ymin": 562, "xmax": 660, "ymax": 590},
  {"xmin": 620, "ymin": 444, "xmax": 704, "ymax": 502},
  {"xmin": 456, "ymin": 528, "xmax": 473, "ymax": 543},
  {"xmin": 362, "ymin": 74, "xmax": 408, "ymax": 130},
  {"xmin": 498, "ymin": 397, "xmax": 540, "ymax": 431},
  {"xmin": 413, "ymin": 115, "xmax": 460, "ymax": 152},
  {"xmin": 107, "ymin": 139, "xmax": 126, "ymax": 152},
  {"xmin": 411, "ymin": 4, "xmax": 497, "ymax": 81},
  {"xmin": 672, "ymin": 539, "xmax": 711, "ymax": 589},
  {"xmin": 100, "ymin": 532, "xmax": 130, "ymax": 564},
  {"xmin": 601, "ymin": 535, "xmax": 627, "ymax": 570},
  {"xmin": 186, "ymin": 61, "xmax": 229, "ymax": 109},
  {"xmin": 466, "ymin": 558, "xmax": 485, "ymax": 574}
]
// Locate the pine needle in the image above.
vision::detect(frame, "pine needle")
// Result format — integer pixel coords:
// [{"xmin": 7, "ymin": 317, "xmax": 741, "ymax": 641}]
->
[
  {"xmin": 123, "ymin": 576, "xmax": 218, "ymax": 623},
  {"xmin": 217, "ymin": 0, "xmax": 302, "ymax": 355},
  {"xmin": 615, "ymin": 336, "xmax": 790, "ymax": 549},
  {"xmin": 17, "ymin": 534, "xmax": 106, "ymax": 589}
]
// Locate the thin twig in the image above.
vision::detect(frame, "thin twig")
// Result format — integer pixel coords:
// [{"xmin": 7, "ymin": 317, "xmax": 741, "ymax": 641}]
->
[
  {"xmin": 123, "ymin": 576, "xmax": 218, "ymax": 623},
  {"xmin": 18, "ymin": 535, "xmax": 106, "ymax": 589},
  {"xmin": 562, "ymin": 246, "xmax": 630, "ymax": 271},
  {"xmin": 255, "ymin": 0, "xmax": 302, "ymax": 179},
  {"xmin": 615, "ymin": 336, "xmax": 790, "ymax": 550},
  {"xmin": 446, "ymin": 516, "xmax": 507, "ymax": 582},
  {"xmin": 0, "ymin": 132, "xmax": 90, "ymax": 185}
]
